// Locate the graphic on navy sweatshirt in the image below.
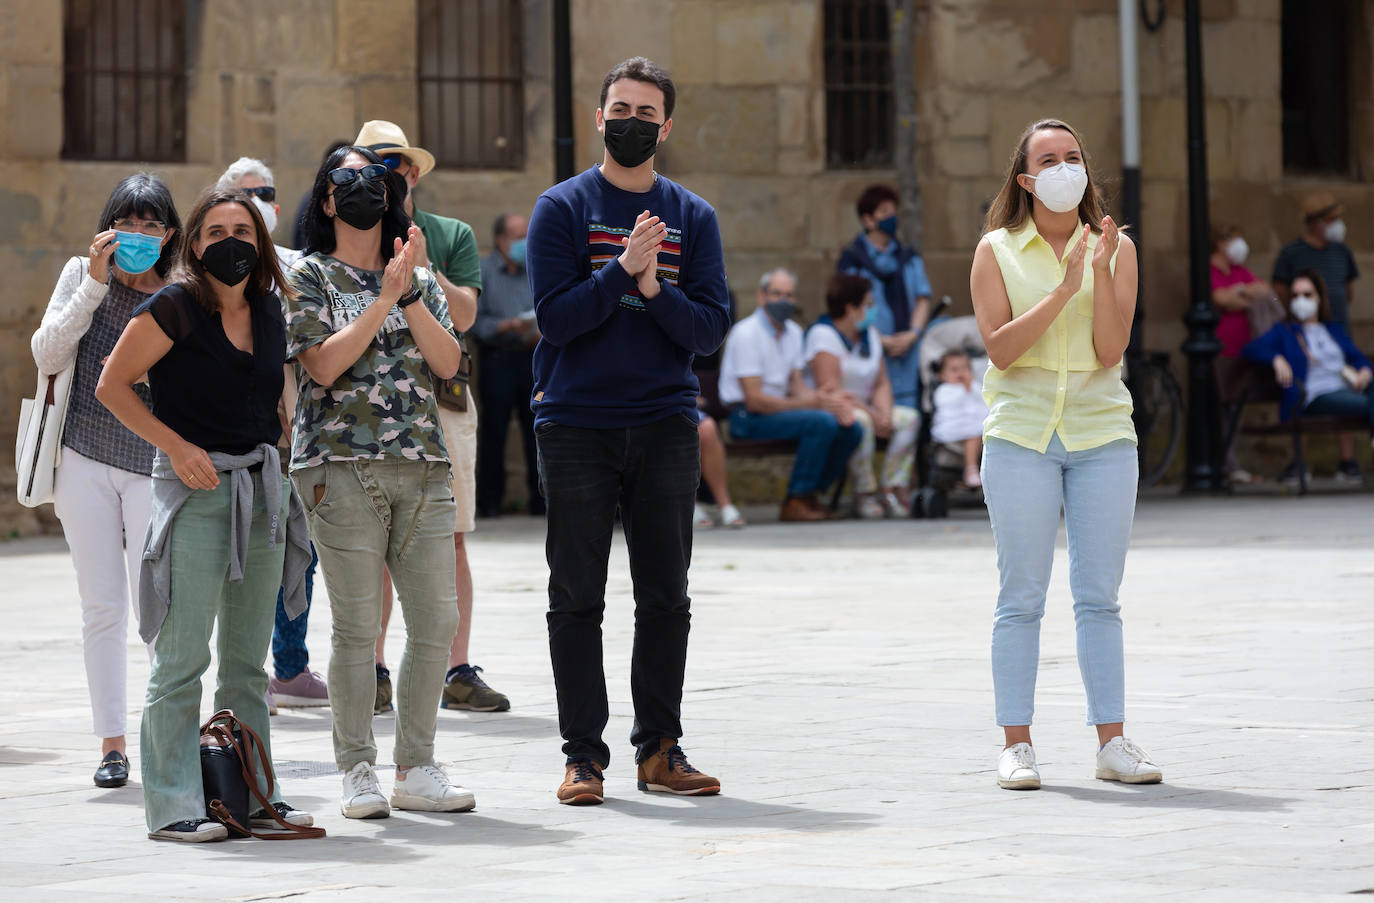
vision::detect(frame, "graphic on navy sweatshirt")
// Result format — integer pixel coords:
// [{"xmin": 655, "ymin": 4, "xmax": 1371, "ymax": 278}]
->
[{"xmin": 587, "ymin": 221, "xmax": 683, "ymax": 309}]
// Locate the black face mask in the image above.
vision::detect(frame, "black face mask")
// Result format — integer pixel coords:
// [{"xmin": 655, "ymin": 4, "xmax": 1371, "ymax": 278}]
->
[
  {"xmin": 199, "ymin": 236, "xmax": 257, "ymax": 287},
  {"xmin": 333, "ymin": 178, "xmax": 388, "ymax": 230},
  {"xmin": 603, "ymin": 116, "xmax": 661, "ymax": 169}
]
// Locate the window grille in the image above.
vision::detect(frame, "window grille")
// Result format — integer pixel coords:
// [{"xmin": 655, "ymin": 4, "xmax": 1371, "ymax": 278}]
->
[{"xmin": 824, "ymin": 0, "xmax": 894, "ymax": 169}]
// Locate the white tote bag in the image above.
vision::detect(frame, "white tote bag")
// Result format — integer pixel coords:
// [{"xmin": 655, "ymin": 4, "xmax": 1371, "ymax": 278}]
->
[{"xmin": 15, "ymin": 366, "xmax": 75, "ymax": 507}]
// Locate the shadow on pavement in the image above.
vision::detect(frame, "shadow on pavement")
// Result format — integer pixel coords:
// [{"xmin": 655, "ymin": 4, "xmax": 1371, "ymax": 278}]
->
[
  {"xmin": 0, "ymin": 747, "xmax": 63, "ymax": 765},
  {"xmin": 601, "ymin": 794, "xmax": 878, "ymax": 831},
  {"xmin": 1040, "ymin": 783, "xmax": 1292, "ymax": 811}
]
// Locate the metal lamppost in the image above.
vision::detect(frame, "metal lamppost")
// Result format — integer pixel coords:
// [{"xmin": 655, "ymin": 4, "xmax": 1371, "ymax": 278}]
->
[{"xmin": 1180, "ymin": 0, "xmax": 1225, "ymax": 492}]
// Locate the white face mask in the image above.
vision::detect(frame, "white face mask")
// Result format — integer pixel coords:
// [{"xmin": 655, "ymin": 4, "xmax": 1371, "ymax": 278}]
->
[
  {"xmin": 1324, "ymin": 218, "xmax": 1347, "ymax": 243},
  {"xmin": 1290, "ymin": 294, "xmax": 1319, "ymax": 322},
  {"xmin": 1225, "ymin": 237, "xmax": 1249, "ymax": 265},
  {"xmin": 1027, "ymin": 161, "xmax": 1088, "ymax": 214},
  {"xmin": 251, "ymin": 196, "xmax": 278, "ymax": 236}
]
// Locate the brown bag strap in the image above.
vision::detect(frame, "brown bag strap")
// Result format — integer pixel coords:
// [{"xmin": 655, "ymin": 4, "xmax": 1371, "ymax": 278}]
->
[{"xmin": 199, "ymin": 709, "xmax": 326, "ymax": 840}]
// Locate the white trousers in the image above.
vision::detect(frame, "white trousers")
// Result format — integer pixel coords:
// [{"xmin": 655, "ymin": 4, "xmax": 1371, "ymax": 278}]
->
[{"xmin": 53, "ymin": 448, "xmax": 152, "ymax": 739}]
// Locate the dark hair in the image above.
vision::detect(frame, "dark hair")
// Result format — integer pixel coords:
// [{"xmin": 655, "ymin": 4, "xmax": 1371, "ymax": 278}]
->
[
  {"xmin": 984, "ymin": 118, "xmax": 1109, "ymax": 236},
  {"xmin": 170, "ymin": 189, "xmax": 293, "ymax": 312},
  {"xmin": 856, "ymin": 185, "xmax": 899, "ymax": 220},
  {"xmin": 600, "ymin": 57, "xmax": 676, "ymax": 119},
  {"xmin": 493, "ymin": 212, "xmax": 512, "ymax": 243},
  {"xmin": 1209, "ymin": 222, "xmax": 1240, "ymax": 250},
  {"xmin": 825, "ymin": 273, "xmax": 872, "ymax": 319},
  {"xmin": 301, "ymin": 145, "xmax": 412, "ymax": 260},
  {"xmin": 97, "ymin": 172, "xmax": 183, "ymax": 279},
  {"xmin": 935, "ymin": 348, "xmax": 971, "ymax": 376},
  {"xmin": 1289, "ymin": 268, "xmax": 1334, "ymax": 323}
]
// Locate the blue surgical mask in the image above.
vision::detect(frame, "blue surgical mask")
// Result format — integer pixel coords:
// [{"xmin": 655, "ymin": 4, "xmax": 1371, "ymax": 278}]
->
[
  {"xmin": 113, "ymin": 230, "xmax": 163, "ymax": 275},
  {"xmin": 876, "ymin": 215, "xmax": 899, "ymax": 238},
  {"xmin": 508, "ymin": 238, "xmax": 527, "ymax": 266},
  {"xmin": 857, "ymin": 305, "xmax": 878, "ymax": 331}
]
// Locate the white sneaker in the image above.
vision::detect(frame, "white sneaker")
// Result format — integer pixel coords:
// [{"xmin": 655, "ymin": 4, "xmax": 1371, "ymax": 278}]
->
[
  {"xmin": 1095, "ymin": 737, "xmax": 1163, "ymax": 784},
  {"xmin": 391, "ymin": 764, "xmax": 476, "ymax": 812},
  {"xmin": 856, "ymin": 495, "xmax": 886, "ymax": 519},
  {"xmin": 997, "ymin": 742, "xmax": 1041, "ymax": 790},
  {"xmin": 719, "ymin": 503, "xmax": 746, "ymax": 528},
  {"xmin": 693, "ymin": 503, "xmax": 714, "ymax": 527},
  {"xmin": 341, "ymin": 761, "xmax": 391, "ymax": 819}
]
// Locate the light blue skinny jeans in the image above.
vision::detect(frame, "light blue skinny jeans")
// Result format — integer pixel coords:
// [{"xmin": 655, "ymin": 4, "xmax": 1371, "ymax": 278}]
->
[{"xmin": 982, "ymin": 434, "xmax": 1137, "ymax": 727}]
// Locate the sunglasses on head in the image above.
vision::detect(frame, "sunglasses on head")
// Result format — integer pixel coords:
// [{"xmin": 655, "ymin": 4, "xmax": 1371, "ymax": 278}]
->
[
  {"xmin": 327, "ymin": 163, "xmax": 388, "ymax": 186},
  {"xmin": 239, "ymin": 185, "xmax": 276, "ymax": 202}
]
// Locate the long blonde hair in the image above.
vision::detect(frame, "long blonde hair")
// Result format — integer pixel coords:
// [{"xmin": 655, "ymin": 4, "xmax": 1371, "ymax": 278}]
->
[{"xmin": 984, "ymin": 118, "xmax": 1108, "ymax": 237}]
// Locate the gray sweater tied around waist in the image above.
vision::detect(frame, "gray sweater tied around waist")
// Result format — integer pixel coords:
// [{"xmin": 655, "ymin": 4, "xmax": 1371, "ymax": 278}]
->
[{"xmin": 139, "ymin": 443, "xmax": 311, "ymax": 643}]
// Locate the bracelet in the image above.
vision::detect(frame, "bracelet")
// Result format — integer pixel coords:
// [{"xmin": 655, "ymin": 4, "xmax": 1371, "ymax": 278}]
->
[{"xmin": 397, "ymin": 287, "xmax": 423, "ymax": 309}]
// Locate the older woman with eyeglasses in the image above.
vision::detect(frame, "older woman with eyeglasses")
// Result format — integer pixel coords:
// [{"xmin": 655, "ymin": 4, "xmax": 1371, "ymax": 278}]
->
[
  {"xmin": 285, "ymin": 146, "xmax": 473, "ymax": 822},
  {"xmin": 30, "ymin": 172, "xmax": 181, "ymax": 790}
]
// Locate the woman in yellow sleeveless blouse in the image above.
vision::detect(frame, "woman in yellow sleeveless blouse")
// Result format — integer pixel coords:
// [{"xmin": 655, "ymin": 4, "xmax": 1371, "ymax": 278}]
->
[{"xmin": 970, "ymin": 119, "xmax": 1162, "ymax": 791}]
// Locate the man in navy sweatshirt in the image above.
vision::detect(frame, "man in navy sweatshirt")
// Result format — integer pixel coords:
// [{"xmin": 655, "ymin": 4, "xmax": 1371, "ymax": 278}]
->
[{"xmin": 526, "ymin": 57, "xmax": 730, "ymax": 806}]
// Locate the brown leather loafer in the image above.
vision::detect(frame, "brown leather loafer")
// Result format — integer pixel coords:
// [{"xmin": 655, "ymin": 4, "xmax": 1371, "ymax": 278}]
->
[
  {"xmin": 636, "ymin": 739, "xmax": 720, "ymax": 796},
  {"xmin": 557, "ymin": 760, "xmax": 605, "ymax": 805},
  {"xmin": 779, "ymin": 496, "xmax": 826, "ymax": 522}
]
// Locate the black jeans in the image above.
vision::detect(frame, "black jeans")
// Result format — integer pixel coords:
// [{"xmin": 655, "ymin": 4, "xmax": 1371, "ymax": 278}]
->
[
  {"xmin": 476, "ymin": 345, "xmax": 542, "ymax": 515},
  {"xmin": 536, "ymin": 412, "xmax": 700, "ymax": 767}
]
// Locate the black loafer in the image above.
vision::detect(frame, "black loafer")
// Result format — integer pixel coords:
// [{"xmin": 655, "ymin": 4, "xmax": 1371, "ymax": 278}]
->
[{"xmin": 94, "ymin": 751, "xmax": 129, "ymax": 788}]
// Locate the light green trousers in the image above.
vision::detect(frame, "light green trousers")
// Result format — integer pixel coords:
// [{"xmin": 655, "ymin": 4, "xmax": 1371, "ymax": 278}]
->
[{"xmin": 140, "ymin": 471, "xmax": 287, "ymax": 833}]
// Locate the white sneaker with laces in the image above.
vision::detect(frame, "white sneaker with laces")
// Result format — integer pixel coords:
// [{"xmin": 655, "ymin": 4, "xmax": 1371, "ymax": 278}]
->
[
  {"xmin": 341, "ymin": 761, "xmax": 391, "ymax": 819},
  {"xmin": 391, "ymin": 764, "xmax": 476, "ymax": 812},
  {"xmin": 1095, "ymin": 737, "xmax": 1163, "ymax": 784},
  {"xmin": 997, "ymin": 742, "xmax": 1041, "ymax": 790}
]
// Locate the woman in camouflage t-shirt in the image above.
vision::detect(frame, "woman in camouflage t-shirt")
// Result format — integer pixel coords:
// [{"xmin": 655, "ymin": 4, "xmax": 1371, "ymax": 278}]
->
[{"xmin": 285, "ymin": 146, "xmax": 477, "ymax": 818}]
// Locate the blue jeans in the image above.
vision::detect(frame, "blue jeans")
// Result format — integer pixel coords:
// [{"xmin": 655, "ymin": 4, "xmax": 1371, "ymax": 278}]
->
[
  {"xmin": 728, "ymin": 407, "xmax": 864, "ymax": 497},
  {"xmin": 982, "ymin": 434, "xmax": 1137, "ymax": 727},
  {"xmin": 271, "ymin": 547, "xmax": 318, "ymax": 681},
  {"xmin": 1305, "ymin": 387, "xmax": 1374, "ymax": 435}
]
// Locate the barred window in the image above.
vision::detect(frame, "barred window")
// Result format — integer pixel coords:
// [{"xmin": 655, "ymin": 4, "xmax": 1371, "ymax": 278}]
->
[
  {"xmin": 418, "ymin": 0, "xmax": 525, "ymax": 170},
  {"xmin": 1280, "ymin": 0, "xmax": 1352, "ymax": 175},
  {"xmin": 823, "ymin": 0, "xmax": 893, "ymax": 169},
  {"xmin": 61, "ymin": 0, "xmax": 187, "ymax": 162}
]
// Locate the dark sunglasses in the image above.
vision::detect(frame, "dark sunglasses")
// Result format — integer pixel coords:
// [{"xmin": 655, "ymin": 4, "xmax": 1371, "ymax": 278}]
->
[
  {"xmin": 239, "ymin": 185, "xmax": 276, "ymax": 202},
  {"xmin": 327, "ymin": 163, "xmax": 388, "ymax": 186}
]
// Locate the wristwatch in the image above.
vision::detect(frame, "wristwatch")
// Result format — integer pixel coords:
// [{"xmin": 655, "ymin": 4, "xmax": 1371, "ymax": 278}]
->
[{"xmin": 397, "ymin": 287, "xmax": 423, "ymax": 308}]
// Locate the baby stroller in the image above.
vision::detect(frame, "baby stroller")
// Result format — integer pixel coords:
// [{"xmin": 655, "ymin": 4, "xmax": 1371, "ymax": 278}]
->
[{"xmin": 910, "ymin": 315, "xmax": 990, "ymax": 518}]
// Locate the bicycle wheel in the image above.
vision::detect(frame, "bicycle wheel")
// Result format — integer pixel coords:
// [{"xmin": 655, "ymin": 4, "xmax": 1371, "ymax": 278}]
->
[{"xmin": 1130, "ymin": 358, "xmax": 1183, "ymax": 487}]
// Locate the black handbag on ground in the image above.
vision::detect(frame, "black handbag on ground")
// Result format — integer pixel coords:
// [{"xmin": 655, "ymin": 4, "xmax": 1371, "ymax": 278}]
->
[{"xmin": 199, "ymin": 709, "xmax": 325, "ymax": 840}]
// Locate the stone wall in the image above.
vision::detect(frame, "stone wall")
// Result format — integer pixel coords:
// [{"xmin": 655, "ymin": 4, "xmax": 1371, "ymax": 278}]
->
[{"xmin": 2, "ymin": 0, "xmax": 1372, "ymax": 530}]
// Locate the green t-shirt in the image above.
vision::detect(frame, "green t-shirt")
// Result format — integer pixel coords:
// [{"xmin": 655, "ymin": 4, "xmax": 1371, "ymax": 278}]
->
[
  {"xmin": 413, "ymin": 207, "xmax": 482, "ymax": 293},
  {"xmin": 284, "ymin": 251, "xmax": 453, "ymax": 469}
]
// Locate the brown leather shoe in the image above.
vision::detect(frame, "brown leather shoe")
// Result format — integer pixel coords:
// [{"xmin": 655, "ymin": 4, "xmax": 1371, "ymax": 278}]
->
[
  {"xmin": 779, "ymin": 496, "xmax": 825, "ymax": 522},
  {"xmin": 557, "ymin": 760, "xmax": 605, "ymax": 805},
  {"xmin": 636, "ymin": 739, "xmax": 720, "ymax": 796}
]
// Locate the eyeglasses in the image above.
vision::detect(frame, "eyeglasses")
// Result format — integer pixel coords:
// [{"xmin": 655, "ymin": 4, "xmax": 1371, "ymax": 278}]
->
[
  {"xmin": 381, "ymin": 153, "xmax": 409, "ymax": 171},
  {"xmin": 327, "ymin": 163, "xmax": 388, "ymax": 187},
  {"xmin": 112, "ymin": 218, "xmax": 168, "ymax": 237},
  {"xmin": 239, "ymin": 185, "xmax": 276, "ymax": 203}
]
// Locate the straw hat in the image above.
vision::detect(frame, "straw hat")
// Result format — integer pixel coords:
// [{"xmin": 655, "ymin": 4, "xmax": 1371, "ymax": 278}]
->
[
  {"xmin": 1300, "ymin": 190, "xmax": 1343, "ymax": 222},
  {"xmin": 354, "ymin": 120, "xmax": 436, "ymax": 177}
]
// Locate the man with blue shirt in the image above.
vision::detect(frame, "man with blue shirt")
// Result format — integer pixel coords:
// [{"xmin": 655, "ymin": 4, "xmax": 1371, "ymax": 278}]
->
[
  {"xmin": 526, "ymin": 57, "xmax": 730, "ymax": 806},
  {"xmin": 837, "ymin": 185, "xmax": 934, "ymax": 408}
]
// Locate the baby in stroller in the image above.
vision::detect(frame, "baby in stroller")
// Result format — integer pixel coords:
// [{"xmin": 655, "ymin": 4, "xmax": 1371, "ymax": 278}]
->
[{"xmin": 931, "ymin": 349, "xmax": 990, "ymax": 488}]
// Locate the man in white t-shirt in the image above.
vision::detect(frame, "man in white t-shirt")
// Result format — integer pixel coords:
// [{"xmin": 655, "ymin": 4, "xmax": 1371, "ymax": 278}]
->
[{"xmin": 719, "ymin": 268, "xmax": 863, "ymax": 521}]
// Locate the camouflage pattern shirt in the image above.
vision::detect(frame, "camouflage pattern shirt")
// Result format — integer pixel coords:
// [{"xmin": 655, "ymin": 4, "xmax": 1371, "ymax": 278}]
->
[{"xmin": 284, "ymin": 252, "xmax": 453, "ymax": 469}]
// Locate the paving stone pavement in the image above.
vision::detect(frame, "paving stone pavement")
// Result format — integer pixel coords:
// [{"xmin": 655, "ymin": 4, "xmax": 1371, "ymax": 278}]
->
[{"xmin": 1, "ymin": 493, "xmax": 1371, "ymax": 902}]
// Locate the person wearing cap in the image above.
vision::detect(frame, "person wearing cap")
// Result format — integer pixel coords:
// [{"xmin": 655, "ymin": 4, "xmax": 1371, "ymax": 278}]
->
[
  {"xmin": 353, "ymin": 120, "xmax": 510, "ymax": 716},
  {"xmin": 1272, "ymin": 191, "xmax": 1362, "ymax": 481},
  {"xmin": 1273, "ymin": 192, "xmax": 1358, "ymax": 328}
]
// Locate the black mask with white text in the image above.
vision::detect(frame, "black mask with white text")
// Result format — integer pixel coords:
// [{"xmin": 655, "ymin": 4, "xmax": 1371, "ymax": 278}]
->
[
  {"xmin": 199, "ymin": 236, "xmax": 257, "ymax": 287},
  {"xmin": 603, "ymin": 116, "xmax": 661, "ymax": 169}
]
